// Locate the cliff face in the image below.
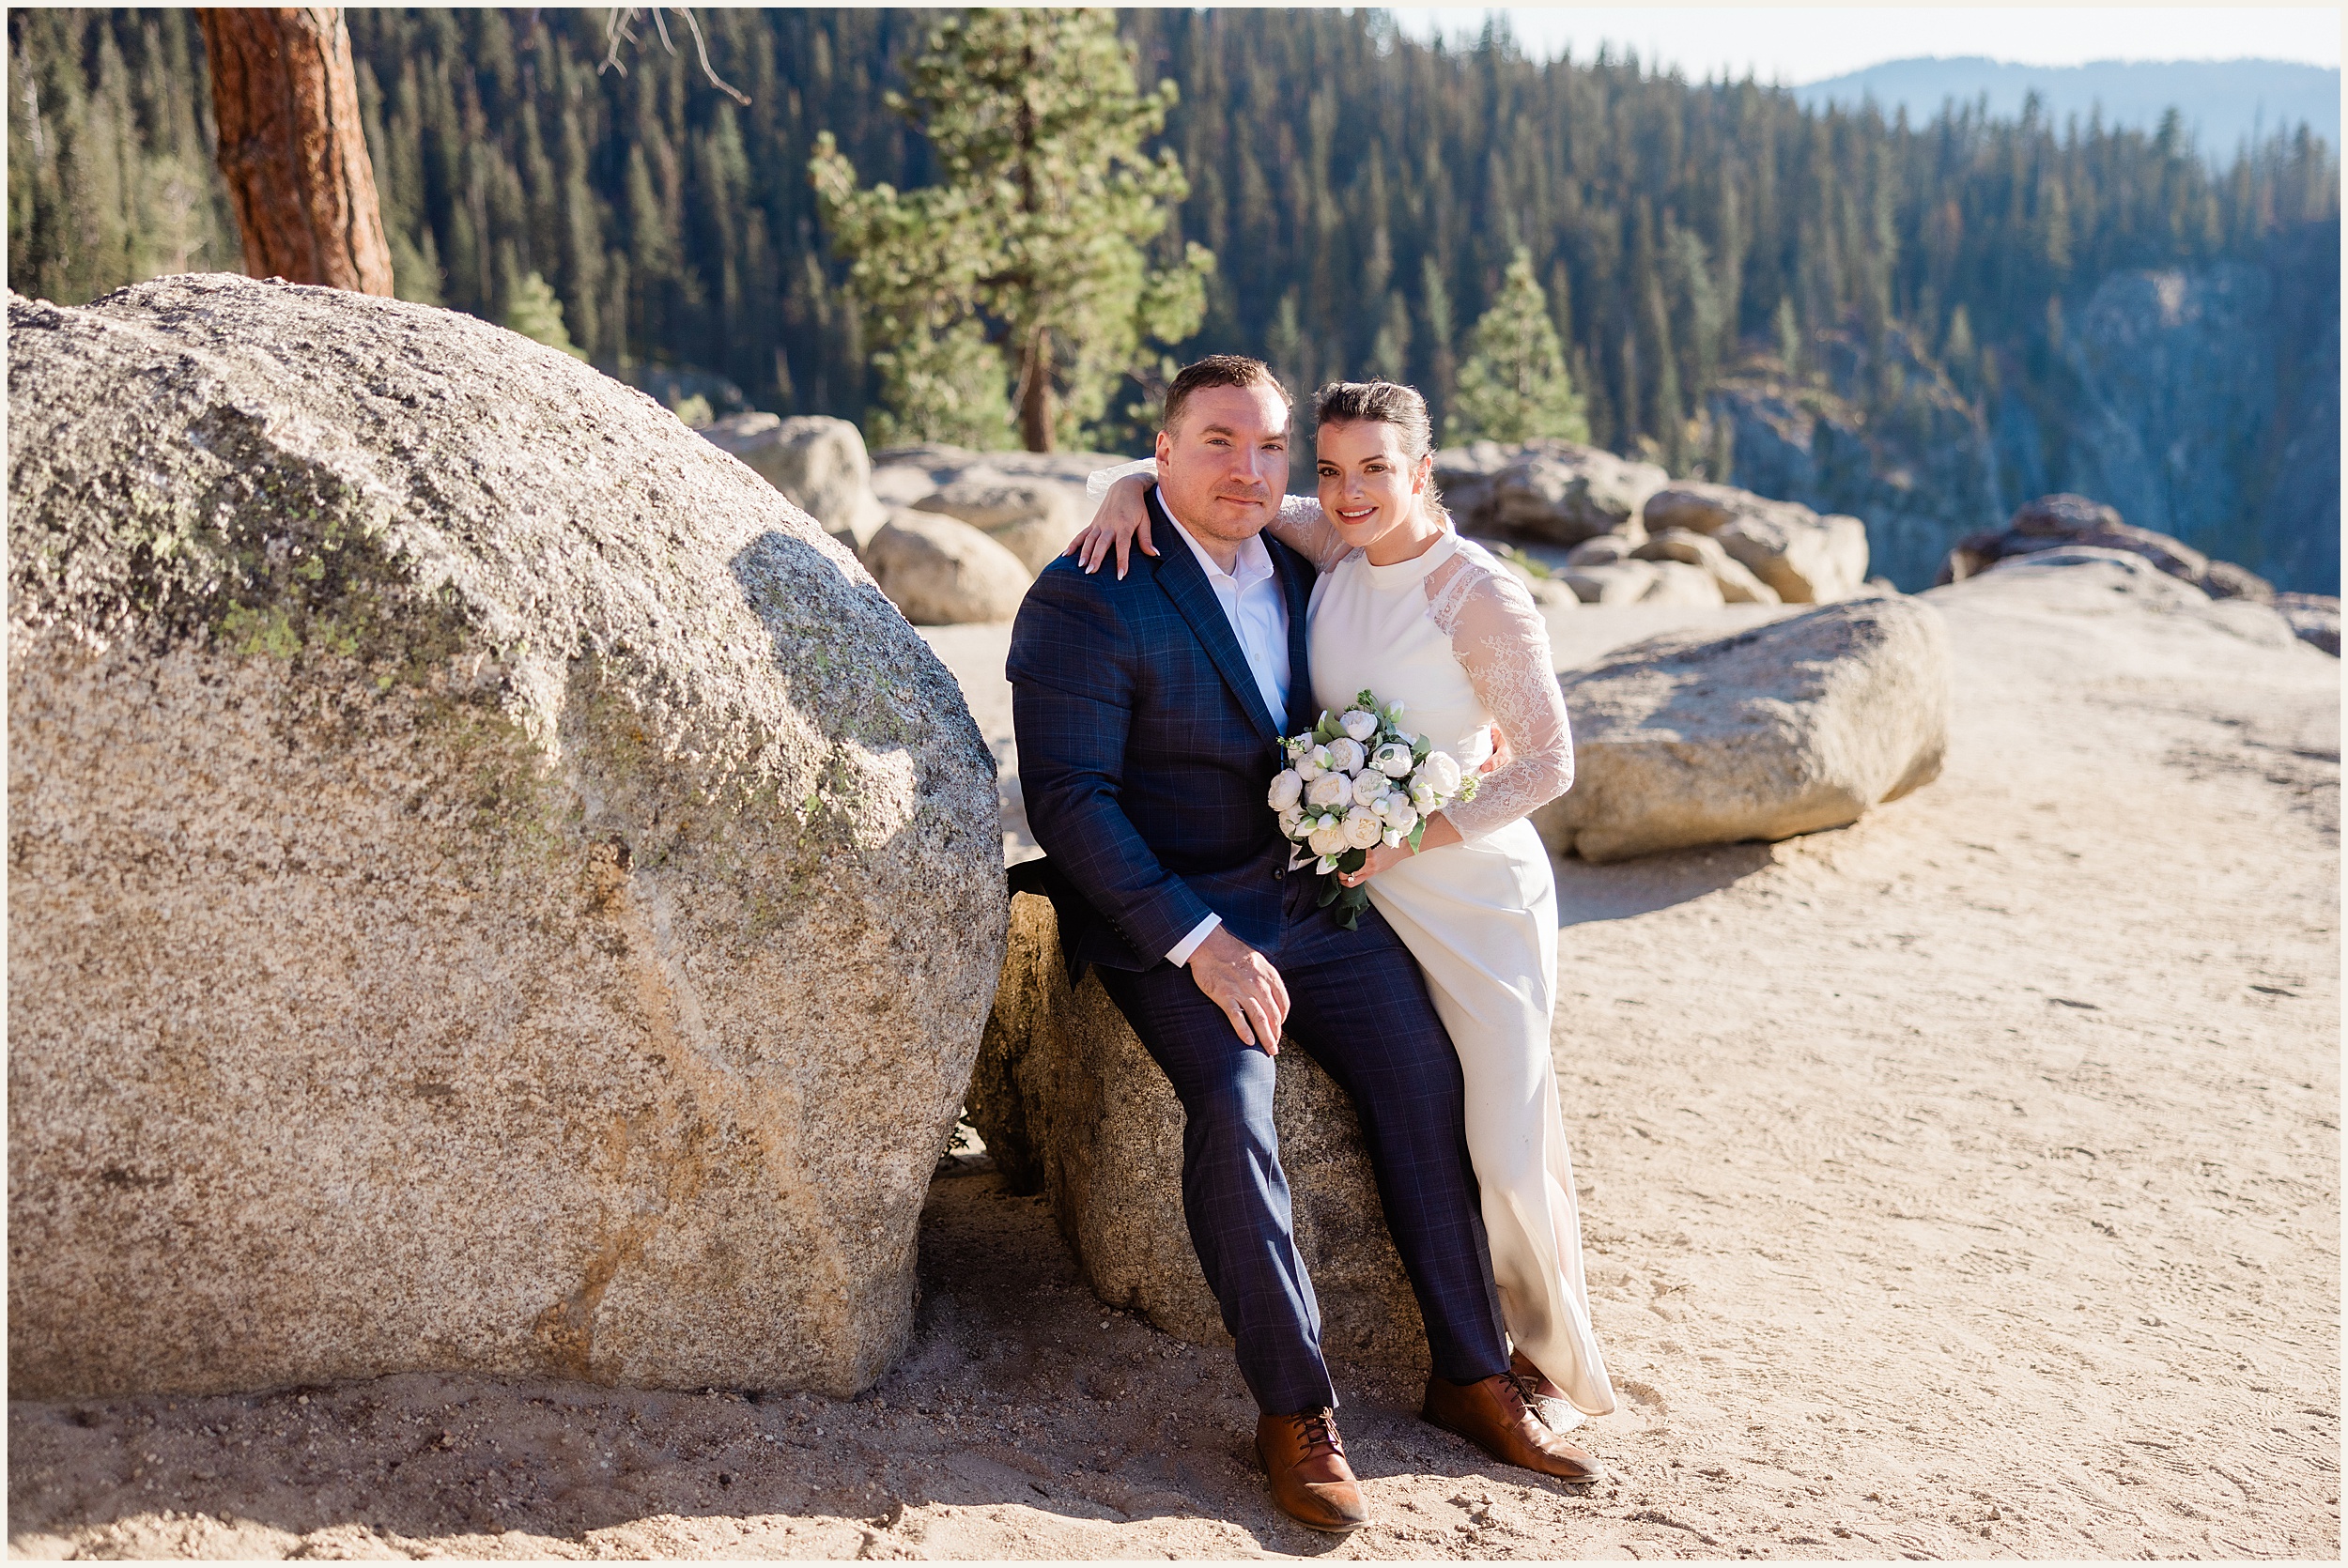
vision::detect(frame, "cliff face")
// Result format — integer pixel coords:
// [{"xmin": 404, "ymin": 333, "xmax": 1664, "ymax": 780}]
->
[
  {"xmin": 1709, "ymin": 325, "xmax": 2000, "ymax": 592},
  {"xmin": 1713, "ymin": 247, "xmax": 2340, "ymax": 595}
]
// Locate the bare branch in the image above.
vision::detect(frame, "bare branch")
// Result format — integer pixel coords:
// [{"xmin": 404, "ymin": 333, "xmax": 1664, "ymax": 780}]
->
[
  {"xmin": 595, "ymin": 7, "xmax": 749, "ymax": 106},
  {"xmin": 666, "ymin": 8, "xmax": 750, "ymax": 106}
]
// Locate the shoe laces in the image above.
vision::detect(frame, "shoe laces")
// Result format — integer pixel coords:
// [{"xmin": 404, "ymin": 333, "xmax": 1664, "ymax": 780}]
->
[{"xmin": 1294, "ymin": 1407, "xmax": 1345, "ymax": 1457}]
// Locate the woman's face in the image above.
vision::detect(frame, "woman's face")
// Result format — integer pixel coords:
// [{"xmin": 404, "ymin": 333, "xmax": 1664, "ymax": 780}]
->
[{"xmin": 1315, "ymin": 419, "xmax": 1430, "ymax": 550}]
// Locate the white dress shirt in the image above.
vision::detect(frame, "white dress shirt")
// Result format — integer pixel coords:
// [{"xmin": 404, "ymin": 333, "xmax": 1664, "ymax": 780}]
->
[{"xmin": 1162, "ymin": 507, "xmax": 1291, "ymax": 966}]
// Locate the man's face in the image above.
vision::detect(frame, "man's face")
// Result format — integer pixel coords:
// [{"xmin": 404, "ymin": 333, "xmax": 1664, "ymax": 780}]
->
[{"xmin": 1153, "ymin": 382, "xmax": 1291, "ymax": 546}]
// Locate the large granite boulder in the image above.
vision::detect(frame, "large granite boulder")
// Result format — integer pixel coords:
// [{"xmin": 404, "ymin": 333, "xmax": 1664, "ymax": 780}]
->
[
  {"xmin": 862, "ymin": 510, "xmax": 1035, "ymax": 625},
  {"xmin": 1535, "ymin": 597, "xmax": 1950, "ymax": 863},
  {"xmin": 699, "ymin": 412, "xmax": 889, "ymax": 550},
  {"xmin": 969, "ymin": 893, "xmax": 1429, "ymax": 1376},
  {"xmin": 6, "ymin": 276, "xmax": 1006, "ymax": 1400}
]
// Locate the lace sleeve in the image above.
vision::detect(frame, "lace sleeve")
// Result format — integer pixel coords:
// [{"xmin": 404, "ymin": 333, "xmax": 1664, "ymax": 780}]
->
[
  {"xmin": 1425, "ymin": 550, "xmax": 1573, "ymax": 840},
  {"xmin": 1270, "ymin": 495, "xmax": 1352, "ymax": 572}
]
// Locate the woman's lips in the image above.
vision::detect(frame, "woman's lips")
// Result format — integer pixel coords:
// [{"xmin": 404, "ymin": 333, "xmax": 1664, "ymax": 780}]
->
[{"xmin": 1336, "ymin": 505, "xmax": 1376, "ymax": 522}]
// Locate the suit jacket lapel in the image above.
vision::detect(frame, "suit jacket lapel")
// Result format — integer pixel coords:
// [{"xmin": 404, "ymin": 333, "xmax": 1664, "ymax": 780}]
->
[
  {"xmin": 1271, "ymin": 538, "xmax": 1319, "ymax": 737},
  {"xmin": 1146, "ymin": 489, "xmax": 1284, "ymax": 746}
]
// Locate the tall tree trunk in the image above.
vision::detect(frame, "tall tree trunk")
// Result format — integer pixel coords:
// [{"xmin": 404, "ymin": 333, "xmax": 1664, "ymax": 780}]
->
[
  {"xmin": 197, "ymin": 8, "xmax": 394, "ymax": 295},
  {"xmin": 1018, "ymin": 329, "xmax": 1056, "ymax": 453}
]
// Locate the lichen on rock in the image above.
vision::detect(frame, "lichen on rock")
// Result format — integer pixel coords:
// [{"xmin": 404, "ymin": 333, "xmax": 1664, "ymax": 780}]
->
[{"xmin": 7, "ymin": 275, "xmax": 1006, "ymax": 1400}]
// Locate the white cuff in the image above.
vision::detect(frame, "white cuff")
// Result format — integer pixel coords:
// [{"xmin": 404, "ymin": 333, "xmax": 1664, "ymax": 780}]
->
[
  {"xmin": 1086, "ymin": 457, "xmax": 1160, "ymax": 500},
  {"xmin": 1166, "ymin": 912, "xmax": 1222, "ymax": 967}
]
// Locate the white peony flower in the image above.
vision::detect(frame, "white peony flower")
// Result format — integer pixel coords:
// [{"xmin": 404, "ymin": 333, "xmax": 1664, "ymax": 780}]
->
[
  {"xmin": 1305, "ymin": 773, "xmax": 1351, "ymax": 809},
  {"xmin": 1340, "ymin": 709, "xmax": 1379, "ymax": 743},
  {"xmin": 1385, "ymin": 798, "xmax": 1419, "ymax": 836},
  {"xmin": 1326, "ymin": 737, "xmax": 1367, "ymax": 775},
  {"xmin": 1351, "ymin": 770, "xmax": 1388, "ymax": 808},
  {"xmin": 1410, "ymin": 778, "xmax": 1440, "ymax": 811},
  {"xmin": 1417, "ymin": 750, "xmax": 1464, "ymax": 797},
  {"xmin": 1342, "ymin": 807, "xmax": 1383, "ymax": 849},
  {"xmin": 1278, "ymin": 807, "xmax": 1305, "ymax": 838},
  {"xmin": 1371, "ymin": 741, "xmax": 1416, "ymax": 778},
  {"xmin": 1285, "ymin": 734, "xmax": 1314, "ymax": 761},
  {"xmin": 1383, "ymin": 827, "xmax": 1405, "ymax": 848},
  {"xmin": 1267, "ymin": 770, "xmax": 1304, "ymax": 811},
  {"xmin": 1307, "ymin": 820, "xmax": 1350, "ymax": 857}
]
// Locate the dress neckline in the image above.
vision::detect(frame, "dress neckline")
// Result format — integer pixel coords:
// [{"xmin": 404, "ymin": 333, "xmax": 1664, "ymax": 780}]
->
[{"xmin": 1358, "ymin": 526, "xmax": 1460, "ymax": 592}]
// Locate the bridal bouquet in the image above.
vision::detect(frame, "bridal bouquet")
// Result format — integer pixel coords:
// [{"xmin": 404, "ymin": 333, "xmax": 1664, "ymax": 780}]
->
[{"xmin": 1267, "ymin": 689, "xmax": 1476, "ymax": 930}]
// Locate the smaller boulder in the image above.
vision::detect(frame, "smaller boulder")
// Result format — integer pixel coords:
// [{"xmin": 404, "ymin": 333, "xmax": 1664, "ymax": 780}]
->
[
  {"xmin": 1716, "ymin": 510, "xmax": 1869, "ymax": 604},
  {"xmin": 1636, "ymin": 559, "xmax": 1729, "ymax": 607},
  {"xmin": 701, "ymin": 413, "xmax": 889, "ymax": 548},
  {"xmin": 2271, "ymin": 593, "xmax": 2341, "ymax": 656},
  {"xmin": 1488, "ymin": 448, "xmax": 1665, "ymax": 546},
  {"xmin": 1563, "ymin": 535, "xmax": 1637, "ymax": 569},
  {"xmin": 971, "ymin": 892, "xmax": 1430, "ymax": 1372},
  {"xmin": 862, "ymin": 511, "xmax": 1034, "ymax": 625},
  {"xmin": 1537, "ymin": 597, "xmax": 1950, "ymax": 863},
  {"xmin": 1563, "ymin": 560, "xmax": 1661, "ymax": 605},
  {"xmin": 915, "ymin": 480, "xmax": 1084, "ymax": 576},
  {"xmin": 1632, "ymin": 529, "xmax": 1782, "ymax": 605},
  {"xmin": 1639, "ymin": 481, "xmax": 1748, "ymax": 535},
  {"xmin": 1935, "ymin": 492, "xmax": 2216, "ymax": 591},
  {"xmin": 2200, "ymin": 560, "xmax": 2276, "ymax": 603}
]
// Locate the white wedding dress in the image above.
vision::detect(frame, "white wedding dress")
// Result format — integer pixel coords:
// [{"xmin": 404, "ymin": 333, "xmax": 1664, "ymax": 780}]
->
[{"xmin": 1277, "ymin": 500, "xmax": 1616, "ymax": 1421}]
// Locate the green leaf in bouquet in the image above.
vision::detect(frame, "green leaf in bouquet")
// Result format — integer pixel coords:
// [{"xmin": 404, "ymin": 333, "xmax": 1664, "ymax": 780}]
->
[
  {"xmin": 1407, "ymin": 820, "xmax": 1428, "ymax": 853},
  {"xmin": 1314, "ymin": 712, "xmax": 1341, "ymax": 743},
  {"xmin": 1353, "ymin": 689, "xmax": 1378, "ymax": 711},
  {"xmin": 1337, "ymin": 846, "xmax": 1367, "ymax": 873},
  {"xmin": 1412, "ymin": 734, "xmax": 1432, "ymax": 761},
  {"xmin": 1333, "ymin": 884, "xmax": 1369, "ymax": 930}
]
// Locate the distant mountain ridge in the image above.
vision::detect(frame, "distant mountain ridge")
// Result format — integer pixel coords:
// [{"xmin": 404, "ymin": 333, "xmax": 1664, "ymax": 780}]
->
[{"xmin": 1797, "ymin": 57, "xmax": 2340, "ymax": 156}]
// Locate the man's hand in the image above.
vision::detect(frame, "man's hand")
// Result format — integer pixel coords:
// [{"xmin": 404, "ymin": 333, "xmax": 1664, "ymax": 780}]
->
[{"xmin": 1185, "ymin": 924, "xmax": 1290, "ymax": 1053}]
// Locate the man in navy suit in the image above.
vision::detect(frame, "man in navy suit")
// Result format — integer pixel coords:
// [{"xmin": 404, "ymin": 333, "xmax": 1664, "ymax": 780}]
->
[{"xmin": 1008, "ymin": 357, "xmax": 1599, "ymax": 1532}]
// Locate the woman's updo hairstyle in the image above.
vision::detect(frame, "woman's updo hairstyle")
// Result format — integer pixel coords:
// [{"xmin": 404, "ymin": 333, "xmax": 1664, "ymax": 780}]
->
[{"xmin": 1314, "ymin": 379, "xmax": 1436, "ymax": 465}]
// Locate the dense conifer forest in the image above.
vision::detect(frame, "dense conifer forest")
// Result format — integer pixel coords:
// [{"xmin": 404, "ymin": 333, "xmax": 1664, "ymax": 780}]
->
[{"xmin": 9, "ymin": 8, "xmax": 2339, "ymax": 585}]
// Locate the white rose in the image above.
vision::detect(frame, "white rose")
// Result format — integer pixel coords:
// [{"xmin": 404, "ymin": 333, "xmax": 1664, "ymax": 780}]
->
[
  {"xmin": 1325, "ymin": 737, "xmax": 1367, "ymax": 775},
  {"xmin": 1417, "ymin": 751, "xmax": 1464, "ymax": 797},
  {"xmin": 1342, "ymin": 807, "xmax": 1383, "ymax": 849},
  {"xmin": 1267, "ymin": 770, "xmax": 1304, "ymax": 811},
  {"xmin": 1371, "ymin": 741, "xmax": 1416, "ymax": 778},
  {"xmin": 1305, "ymin": 773, "xmax": 1351, "ymax": 809},
  {"xmin": 1307, "ymin": 820, "xmax": 1350, "ymax": 857},
  {"xmin": 1351, "ymin": 770, "xmax": 1388, "ymax": 807},
  {"xmin": 1385, "ymin": 798, "xmax": 1419, "ymax": 836},
  {"xmin": 1340, "ymin": 709, "xmax": 1379, "ymax": 743}
]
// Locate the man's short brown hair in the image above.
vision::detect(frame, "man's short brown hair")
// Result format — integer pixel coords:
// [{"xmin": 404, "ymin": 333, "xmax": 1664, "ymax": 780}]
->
[{"xmin": 1162, "ymin": 355, "xmax": 1290, "ymax": 438}]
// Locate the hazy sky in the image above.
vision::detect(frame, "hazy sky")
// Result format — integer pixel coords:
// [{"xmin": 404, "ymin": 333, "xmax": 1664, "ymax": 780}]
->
[{"xmin": 1386, "ymin": 7, "xmax": 2344, "ymax": 85}]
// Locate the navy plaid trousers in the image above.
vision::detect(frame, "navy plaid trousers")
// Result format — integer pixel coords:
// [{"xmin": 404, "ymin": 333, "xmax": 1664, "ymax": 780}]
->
[{"xmin": 1009, "ymin": 517, "xmax": 1510, "ymax": 1415}]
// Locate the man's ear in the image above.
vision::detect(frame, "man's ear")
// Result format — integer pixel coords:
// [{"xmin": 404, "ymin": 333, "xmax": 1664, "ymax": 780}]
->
[{"xmin": 1154, "ymin": 427, "xmax": 1174, "ymax": 466}]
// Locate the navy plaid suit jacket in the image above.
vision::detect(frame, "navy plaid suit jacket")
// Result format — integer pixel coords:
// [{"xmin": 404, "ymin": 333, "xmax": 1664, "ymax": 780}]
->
[{"xmin": 1008, "ymin": 488, "xmax": 1321, "ymax": 974}]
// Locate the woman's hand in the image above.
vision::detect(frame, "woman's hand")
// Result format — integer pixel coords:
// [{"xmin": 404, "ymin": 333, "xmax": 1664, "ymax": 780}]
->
[
  {"xmin": 1336, "ymin": 839, "xmax": 1413, "ymax": 888},
  {"xmin": 1337, "ymin": 812, "xmax": 1465, "ymax": 887},
  {"xmin": 1065, "ymin": 473, "xmax": 1160, "ymax": 577}
]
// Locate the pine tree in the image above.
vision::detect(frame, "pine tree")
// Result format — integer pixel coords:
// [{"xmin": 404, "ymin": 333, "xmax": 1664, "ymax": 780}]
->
[
  {"xmin": 1447, "ymin": 247, "xmax": 1588, "ymax": 444},
  {"xmin": 810, "ymin": 8, "xmax": 1213, "ymax": 451},
  {"xmin": 503, "ymin": 269, "xmax": 585, "ymax": 358}
]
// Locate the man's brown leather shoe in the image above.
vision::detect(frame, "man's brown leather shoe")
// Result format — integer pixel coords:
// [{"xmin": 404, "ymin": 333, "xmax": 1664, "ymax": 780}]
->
[
  {"xmin": 1423, "ymin": 1373, "xmax": 1607, "ymax": 1483},
  {"xmin": 1255, "ymin": 1407, "xmax": 1370, "ymax": 1532}
]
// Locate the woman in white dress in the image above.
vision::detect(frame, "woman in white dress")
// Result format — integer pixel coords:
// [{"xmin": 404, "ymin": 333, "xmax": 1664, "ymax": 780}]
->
[{"xmin": 1075, "ymin": 379, "xmax": 1616, "ymax": 1432}]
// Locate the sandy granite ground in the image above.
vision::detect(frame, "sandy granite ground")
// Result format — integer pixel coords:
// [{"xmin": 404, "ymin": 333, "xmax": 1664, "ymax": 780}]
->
[{"xmin": 9, "ymin": 562, "xmax": 2339, "ymax": 1560}]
